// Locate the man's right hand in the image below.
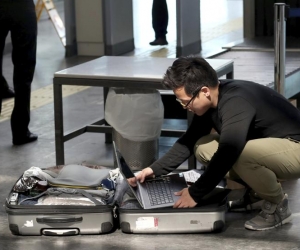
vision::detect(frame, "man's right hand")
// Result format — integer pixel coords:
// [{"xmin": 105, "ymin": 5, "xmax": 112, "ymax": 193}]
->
[{"xmin": 128, "ymin": 167, "xmax": 154, "ymax": 187}]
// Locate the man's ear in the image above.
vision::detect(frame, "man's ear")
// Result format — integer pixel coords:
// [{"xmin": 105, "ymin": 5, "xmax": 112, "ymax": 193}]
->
[{"xmin": 201, "ymin": 86, "xmax": 210, "ymax": 97}]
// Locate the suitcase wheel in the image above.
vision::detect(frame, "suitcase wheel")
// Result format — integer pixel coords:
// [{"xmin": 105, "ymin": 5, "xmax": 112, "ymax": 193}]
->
[
  {"xmin": 120, "ymin": 222, "xmax": 132, "ymax": 233},
  {"xmin": 213, "ymin": 220, "xmax": 225, "ymax": 232}
]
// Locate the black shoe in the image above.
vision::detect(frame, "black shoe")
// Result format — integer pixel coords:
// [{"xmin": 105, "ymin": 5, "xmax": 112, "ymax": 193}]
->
[
  {"xmin": 229, "ymin": 189, "xmax": 263, "ymax": 212},
  {"xmin": 13, "ymin": 132, "xmax": 38, "ymax": 146},
  {"xmin": 149, "ymin": 37, "xmax": 168, "ymax": 46},
  {"xmin": 2, "ymin": 87, "xmax": 15, "ymax": 99}
]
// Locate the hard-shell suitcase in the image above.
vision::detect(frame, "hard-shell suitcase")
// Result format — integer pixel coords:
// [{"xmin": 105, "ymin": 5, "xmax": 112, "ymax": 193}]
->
[
  {"xmin": 5, "ymin": 164, "xmax": 116, "ymax": 236},
  {"xmin": 118, "ymin": 187, "xmax": 230, "ymax": 234},
  {"xmin": 119, "ymin": 204, "xmax": 227, "ymax": 234},
  {"xmin": 6, "ymin": 202, "xmax": 115, "ymax": 236}
]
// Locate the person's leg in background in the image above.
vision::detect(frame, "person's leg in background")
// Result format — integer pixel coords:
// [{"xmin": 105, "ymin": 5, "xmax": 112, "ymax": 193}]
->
[
  {"xmin": 0, "ymin": 2, "xmax": 10, "ymax": 113},
  {"xmin": 0, "ymin": 2, "xmax": 15, "ymax": 103},
  {"xmin": 9, "ymin": 0, "xmax": 38, "ymax": 145},
  {"xmin": 194, "ymin": 135, "xmax": 300, "ymax": 230},
  {"xmin": 149, "ymin": 0, "xmax": 168, "ymax": 46},
  {"xmin": 1, "ymin": 75, "xmax": 15, "ymax": 99}
]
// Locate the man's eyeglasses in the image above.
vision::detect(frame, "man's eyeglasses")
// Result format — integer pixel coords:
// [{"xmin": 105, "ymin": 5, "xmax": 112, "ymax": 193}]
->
[{"xmin": 176, "ymin": 87, "xmax": 202, "ymax": 108}]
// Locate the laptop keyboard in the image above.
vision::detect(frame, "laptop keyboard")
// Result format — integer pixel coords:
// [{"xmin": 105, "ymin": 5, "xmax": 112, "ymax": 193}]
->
[{"xmin": 146, "ymin": 177, "xmax": 174, "ymax": 206}]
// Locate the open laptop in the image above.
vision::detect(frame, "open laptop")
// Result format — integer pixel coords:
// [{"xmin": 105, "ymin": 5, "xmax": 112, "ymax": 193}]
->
[{"xmin": 113, "ymin": 141, "xmax": 188, "ymax": 209}]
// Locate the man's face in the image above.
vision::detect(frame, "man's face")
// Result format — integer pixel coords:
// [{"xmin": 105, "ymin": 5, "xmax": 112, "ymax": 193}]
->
[{"xmin": 174, "ymin": 87, "xmax": 212, "ymax": 116}]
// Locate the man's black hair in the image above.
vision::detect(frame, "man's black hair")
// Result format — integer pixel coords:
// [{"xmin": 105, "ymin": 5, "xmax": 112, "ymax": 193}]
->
[{"xmin": 162, "ymin": 55, "xmax": 219, "ymax": 95}]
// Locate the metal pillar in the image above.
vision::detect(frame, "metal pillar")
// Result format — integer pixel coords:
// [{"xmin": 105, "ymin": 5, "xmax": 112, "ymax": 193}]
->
[
  {"xmin": 176, "ymin": 0, "xmax": 201, "ymax": 57},
  {"xmin": 274, "ymin": 3, "xmax": 287, "ymax": 95}
]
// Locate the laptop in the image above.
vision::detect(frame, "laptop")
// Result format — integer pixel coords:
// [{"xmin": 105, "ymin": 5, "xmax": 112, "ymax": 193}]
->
[{"xmin": 113, "ymin": 141, "xmax": 188, "ymax": 209}]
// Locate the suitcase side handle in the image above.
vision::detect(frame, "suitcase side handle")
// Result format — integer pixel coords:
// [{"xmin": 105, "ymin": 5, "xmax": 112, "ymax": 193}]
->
[
  {"xmin": 42, "ymin": 229, "xmax": 79, "ymax": 236},
  {"xmin": 36, "ymin": 216, "xmax": 83, "ymax": 223}
]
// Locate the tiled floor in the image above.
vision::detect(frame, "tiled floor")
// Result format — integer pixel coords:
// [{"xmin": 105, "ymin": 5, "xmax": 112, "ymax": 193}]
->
[{"xmin": 1, "ymin": 1, "xmax": 300, "ymax": 249}]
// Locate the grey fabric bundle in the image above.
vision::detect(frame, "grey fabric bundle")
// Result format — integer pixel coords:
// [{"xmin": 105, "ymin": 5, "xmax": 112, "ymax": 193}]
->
[{"xmin": 45, "ymin": 164, "xmax": 110, "ymax": 188}]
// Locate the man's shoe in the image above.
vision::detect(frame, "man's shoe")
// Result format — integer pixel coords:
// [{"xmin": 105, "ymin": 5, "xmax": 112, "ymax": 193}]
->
[
  {"xmin": 2, "ymin": 87, "xmax": 15, "ymax": 99},
  {"xmin": 244, "ymin": 194, "xmax": 292, "ymax": 231},
  {"xmin": 229, "ymin": 189, "xmax": 263, "ymax": 212},
  {"xmin": 149, "ymin": 37, "xmax": 168, "ymax": 46},
  {"xmin": 229, "ymin": 198, "xmax": 263, "ymax": 212},
  {"xmin": 13, "ymin": 132, "xmax": 38, "ymax": 146}
]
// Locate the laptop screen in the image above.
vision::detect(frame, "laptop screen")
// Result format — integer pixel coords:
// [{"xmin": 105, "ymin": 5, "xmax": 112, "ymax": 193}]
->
[
  {"xmin": 112, "ymin": 141, "xmax": 137, "ymax": 180},
  {"xmin": 113, "ymin": 142, "xmax": 144, "ymax": 206},
  {"xmin": 111, "ymin": 140, "xmax": 132, "ymax": 176},
  {"xmin": 117, "ymin": 150, "xmax": 135, "ymax": 179}
]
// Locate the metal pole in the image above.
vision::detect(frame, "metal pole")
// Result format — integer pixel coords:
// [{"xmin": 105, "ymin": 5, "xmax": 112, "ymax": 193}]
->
[{"xmin": 274, "ymin": 3, "xmax": 287, "ymax": 95}]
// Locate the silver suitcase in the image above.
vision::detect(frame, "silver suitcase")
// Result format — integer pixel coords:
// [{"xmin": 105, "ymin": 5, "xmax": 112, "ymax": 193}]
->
[
  {"xmin": 6, "ymin": 202, "xmax": 115, "ymax": 236},
  {"xmin": 5, "ymin": 164, "xmax": 116, "ymax": 236},
  {"xmin": 118, "ymin": 188, "xmax": 230, "ymax": 234}
]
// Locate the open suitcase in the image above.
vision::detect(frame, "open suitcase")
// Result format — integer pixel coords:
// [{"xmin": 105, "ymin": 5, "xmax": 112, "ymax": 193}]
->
[
  {"xmin": 117, "ymin": 185, "xmax": 230, "ymax": 234},
  {"xmin": 119, "ymin": 205, "xmax": 227, "ymax": 234},
  {"xmin": 112, "ymin": 142, "xmax": 232, "ymax": 234},
  {"xmin": 5, "ymin": 164, "xmax": 116, "ymax": 236}
]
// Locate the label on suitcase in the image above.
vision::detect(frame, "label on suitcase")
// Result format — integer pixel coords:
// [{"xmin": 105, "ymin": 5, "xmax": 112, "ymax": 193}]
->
[{"xmin": 5, "ymin": 164, "xmax": 117, "ymax": 236}]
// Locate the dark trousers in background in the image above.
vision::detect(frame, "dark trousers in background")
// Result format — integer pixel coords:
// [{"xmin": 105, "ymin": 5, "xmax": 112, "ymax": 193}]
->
[
  {"xmin": 0, "ymin": 0, "xmax": 37, "ymax": 138},
  {"xmin": 152, "ymin": 0, "xmax": 168, "ymax": 39}
]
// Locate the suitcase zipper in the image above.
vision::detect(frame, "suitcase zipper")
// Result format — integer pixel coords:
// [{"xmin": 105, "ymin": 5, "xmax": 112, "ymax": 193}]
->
[
  {"xmin": 113, "ymin": 206, "xmax": 118, "ymax": 218},
  {"xmin": 48, "ymin": 183, "xmax": 103, "ymax": 190}
]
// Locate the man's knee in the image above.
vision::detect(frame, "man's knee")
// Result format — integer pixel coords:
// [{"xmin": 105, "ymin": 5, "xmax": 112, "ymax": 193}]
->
[
  {"xmin": 231, "ymin": 140, "xmax": 263, "ymax": 175},
  {"xmin": 194, "ymin": 134, "xmax": 219, "ymax": 165}
]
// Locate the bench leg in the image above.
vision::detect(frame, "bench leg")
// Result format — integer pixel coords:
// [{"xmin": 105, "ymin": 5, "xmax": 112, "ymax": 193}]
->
[
  {"xmin": 54, "ymin": 82, "xmax": 65, "ymax": 165},
  {"xmin": 103, "ymin": 86, "xmax": 112, "ymax": 143}
]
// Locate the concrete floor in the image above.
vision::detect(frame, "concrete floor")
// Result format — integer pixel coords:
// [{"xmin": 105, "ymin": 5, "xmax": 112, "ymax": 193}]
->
[{"xmin": 1, "ymin": 0, "xmax": 300, "ymax": 249}]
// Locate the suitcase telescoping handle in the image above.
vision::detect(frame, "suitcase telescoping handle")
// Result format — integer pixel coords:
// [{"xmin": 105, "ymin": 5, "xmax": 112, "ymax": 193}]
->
[{"xmin": 36, "ymin": 216, "xmax": 83, "ymax": 223}]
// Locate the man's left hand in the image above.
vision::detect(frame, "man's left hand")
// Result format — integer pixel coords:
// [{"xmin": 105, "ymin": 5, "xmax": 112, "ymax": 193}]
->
[{"xmin": 173, "ymin": 188, "xmax": 197, "ymax": 208}]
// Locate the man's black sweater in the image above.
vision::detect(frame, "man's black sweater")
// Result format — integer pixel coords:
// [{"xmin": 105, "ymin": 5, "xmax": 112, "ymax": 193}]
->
[{"xmin": 150, "ymin": 80, "xmax": 300, "ymax": 203}]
